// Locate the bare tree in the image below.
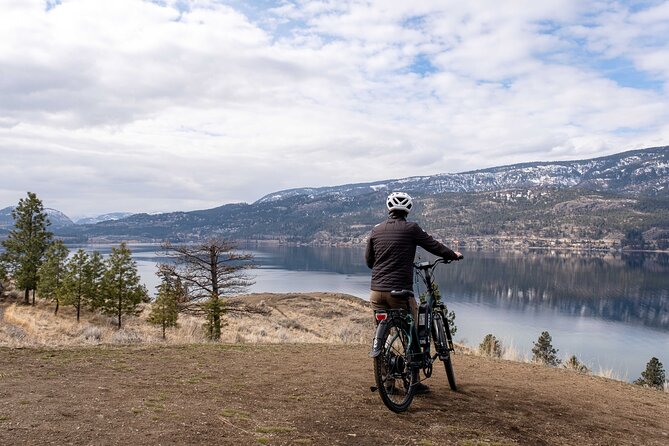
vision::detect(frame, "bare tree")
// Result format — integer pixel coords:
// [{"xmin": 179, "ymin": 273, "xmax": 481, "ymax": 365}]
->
[{"xmin": 159, "ymin": 239, "xmax": 260, "ymax": 340}]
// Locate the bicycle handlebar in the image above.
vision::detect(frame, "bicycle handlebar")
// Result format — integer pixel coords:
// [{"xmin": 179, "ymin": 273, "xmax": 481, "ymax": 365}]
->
[{"xmin": 413, "ymin": 255, "xmax": 463, "ymax": 271}]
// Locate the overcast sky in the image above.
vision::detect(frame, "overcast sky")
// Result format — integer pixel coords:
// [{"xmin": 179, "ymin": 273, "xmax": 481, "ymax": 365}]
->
[{"xmin": 1, "ymin": 0, "xmax": 668, "ymax": 218}]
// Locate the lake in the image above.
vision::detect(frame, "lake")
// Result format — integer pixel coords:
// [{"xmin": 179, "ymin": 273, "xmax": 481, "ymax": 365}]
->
[{"xmin": 81, "ymin": 244, "xmax": 669, "ymax": 382}]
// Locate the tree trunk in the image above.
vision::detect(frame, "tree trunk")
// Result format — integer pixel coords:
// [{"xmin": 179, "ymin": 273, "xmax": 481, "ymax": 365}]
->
[
  {"xmin": 54, "ymin": 299, "xmax": 59, "ymax": 315},
  {"xmin": 118, "ymin": 294, "xmax": 122, "ymax": 329},
  {"xmin": 32, "ymin": 289, "xmax": 35, "ymax": 306},
  {"xmin": 162, "ymin": 320, "xmax": 166, "ymax": 340},
  {"xmin": 213, "ymin": 308, "xmax": 221, "ymax": 340},
  {"xmin": 24, "ymin": 288, "xmax": 29, "ymax": 305},
  {"xmin": 210, "ymin": 249, "xmax": 221, "ymax": 340},
  {"xmin": 76, "ymin": 301, "xmax": 80, "ymax": 322}
]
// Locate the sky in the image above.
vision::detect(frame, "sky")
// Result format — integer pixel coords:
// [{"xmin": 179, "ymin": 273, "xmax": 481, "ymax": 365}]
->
[{"xmin": 1, "ymin": 0, "xmax": 669, "ymax": 218}]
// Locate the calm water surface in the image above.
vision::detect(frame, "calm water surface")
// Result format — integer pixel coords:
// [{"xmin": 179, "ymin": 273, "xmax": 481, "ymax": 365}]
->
[{"xmin": 81, "ymin": 244, "xmax": 669, "ymax": 382}]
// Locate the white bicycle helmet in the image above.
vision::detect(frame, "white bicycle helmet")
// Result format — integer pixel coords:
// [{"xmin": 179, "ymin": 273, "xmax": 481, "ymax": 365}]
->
[{"xmin": 386, "ymin": 192, "xmax": 413, "ymax": 213}]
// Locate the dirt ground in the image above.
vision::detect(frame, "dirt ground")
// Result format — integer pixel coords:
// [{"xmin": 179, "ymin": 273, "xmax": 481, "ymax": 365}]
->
[{"xmin": 1, "ymin": 343, "xmax": 667, "ymax": 446}]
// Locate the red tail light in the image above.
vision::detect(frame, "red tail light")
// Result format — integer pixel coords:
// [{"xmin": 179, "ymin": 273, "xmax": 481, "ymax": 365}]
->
[{"xmin": 375, "ymin": 312, "xmax": 387, "ymax": 321}]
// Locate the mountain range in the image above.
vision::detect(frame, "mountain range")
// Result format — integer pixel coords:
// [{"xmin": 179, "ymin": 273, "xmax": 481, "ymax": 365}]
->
[
  {"xmin": 3, "ymin": 146, "xmax": 669, "ymax": 249},
  {"xmin": 0, "ymin": 208, "xmax": 134, "ymax": 230}
]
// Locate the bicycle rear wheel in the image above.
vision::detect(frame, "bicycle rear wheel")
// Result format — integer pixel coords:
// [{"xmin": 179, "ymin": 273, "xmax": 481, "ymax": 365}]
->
[
  {"xmin": 374, "ymin": 319, "xmax": 418, "ymax": 413},
  {"xmin": 433, "ymin": 312, "xmax": 457, "ymax": 391}
]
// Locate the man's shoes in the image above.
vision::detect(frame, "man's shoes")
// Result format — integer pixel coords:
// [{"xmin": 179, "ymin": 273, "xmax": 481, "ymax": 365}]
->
[{"xmin": 414, "ymin": 382, "xmax": 431, "ymax": 394}]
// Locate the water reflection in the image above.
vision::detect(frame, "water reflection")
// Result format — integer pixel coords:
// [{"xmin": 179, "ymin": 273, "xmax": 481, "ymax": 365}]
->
[
  {"xmin": 428, "ymin": 251, "xmax": 669, "ymax": 331},
  {"xmin": 244, "ymin": 245, "xmax": 669, "ymax": 332}
]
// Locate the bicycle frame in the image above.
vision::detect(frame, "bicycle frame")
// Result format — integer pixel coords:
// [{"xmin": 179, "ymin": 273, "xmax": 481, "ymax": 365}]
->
[
  {"xmin": 371, "ymin": 258, "xmax": 453, "ymax": 373},
  {"xmin": 414, "ymin": 258, "xmax": 456, "ymax": 355},
  {"xmin": 371, "ymin": 257, "xmax": 459, "ymax": 411}
]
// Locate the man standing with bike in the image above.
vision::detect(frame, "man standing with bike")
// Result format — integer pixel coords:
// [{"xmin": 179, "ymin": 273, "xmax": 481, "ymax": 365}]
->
[{"xmin": 365, "ymin": 191, "xmax": 462, "ymax": 393}]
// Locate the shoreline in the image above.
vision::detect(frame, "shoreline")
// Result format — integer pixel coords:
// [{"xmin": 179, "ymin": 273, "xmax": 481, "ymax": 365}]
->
[{"xmin": 42, "ymin": 237, "xmax": 669, "ymax": 255}]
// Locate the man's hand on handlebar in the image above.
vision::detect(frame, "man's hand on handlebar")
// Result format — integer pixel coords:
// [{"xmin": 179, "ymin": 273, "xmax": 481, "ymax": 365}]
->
[{"xmin": 453, "ymin": 251, "xmax": 464, "ymax": 260}]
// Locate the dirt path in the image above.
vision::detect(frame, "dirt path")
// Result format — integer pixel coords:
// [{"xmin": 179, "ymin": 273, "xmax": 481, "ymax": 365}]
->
[{"xmin": 0, "ymin": 344, "xmax": 667, "ymax": 446}]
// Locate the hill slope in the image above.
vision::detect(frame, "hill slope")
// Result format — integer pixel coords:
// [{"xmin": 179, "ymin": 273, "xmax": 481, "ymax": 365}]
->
[
  {"xmin": 41, "ymin": 146, "xmax": 669, "ymax": 248},
  {"xmin": 1, "ymin": 343, "xmax": 667, "ymax": 445}
]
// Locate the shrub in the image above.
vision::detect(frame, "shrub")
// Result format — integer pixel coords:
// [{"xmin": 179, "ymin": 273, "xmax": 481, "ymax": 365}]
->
[
  {"xmin": 563, "ymin": 355, "xmax": 589, "ymax": 373},
  {"xmin": 479, "ymin": 334, "xmax": 503, "ymax": 358},
  {"xmin": 80, "ymin": 326, "xmax": 103, "ymax": 342},
  {"xmin": 531, "ymin": 331, "xmax": 561, "ymax": 366},
  {"xmin": 634, "ymin": 357, "xmax": 666, "ymax": 389},
  {"xmin": 5, "ymin": 325, "xmax": 27, "ymax": 341},
  {"xmin": 110, "ymin": 329, "xmax": 142, "ymax": 344}
]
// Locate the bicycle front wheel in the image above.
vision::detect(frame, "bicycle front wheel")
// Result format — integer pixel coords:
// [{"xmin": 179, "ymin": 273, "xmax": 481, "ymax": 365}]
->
[
  {"xmin": 374, "ymin": 319, "xmax": 418, "ymax": 413},
  {"xmin": 433, "ymin": 312, "xmax": 457, "ymax": 391}
]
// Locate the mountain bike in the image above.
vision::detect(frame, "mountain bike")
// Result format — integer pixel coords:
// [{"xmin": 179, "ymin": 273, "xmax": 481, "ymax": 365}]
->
[{"xmin": 369, "ymin": 258, "xmax": 459, "ymax": 413}]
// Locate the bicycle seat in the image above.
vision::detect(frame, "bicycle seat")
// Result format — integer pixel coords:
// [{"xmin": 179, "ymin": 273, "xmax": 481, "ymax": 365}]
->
[{"xmin": 390, "ymin": 290, "xmax": 414, "ymax": 299}]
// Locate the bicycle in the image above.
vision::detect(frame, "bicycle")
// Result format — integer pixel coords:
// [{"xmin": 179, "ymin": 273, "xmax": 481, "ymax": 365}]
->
[{"xmin": 369, "ymin": 257, "xmax": 459, "ymax": 413}]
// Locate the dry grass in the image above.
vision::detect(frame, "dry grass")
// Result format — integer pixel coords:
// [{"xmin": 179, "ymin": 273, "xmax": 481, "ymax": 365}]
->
[
  {"xmin": 0, "ymin": 301, "xmax": 210, "ymax": 347},
  {"xmin": 219, "ymin": 293, "xmax": 373, "ymax": 344},
  {"xmin": 0, "ymin": 292, "xmax": 373, "ymax": 347},
  {"xmin": 469, "ymin": 335, "xmax": 529, "ymax": 364},
  {"xmin": 593, "ymin": 366, "xmax": 628, "ymax": 382}
]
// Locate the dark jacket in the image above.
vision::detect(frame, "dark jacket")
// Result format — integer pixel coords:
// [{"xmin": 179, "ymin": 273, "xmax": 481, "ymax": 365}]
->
[{"xmin": 365, "ymin": 215, "xmax": 457, "ymax": 292}]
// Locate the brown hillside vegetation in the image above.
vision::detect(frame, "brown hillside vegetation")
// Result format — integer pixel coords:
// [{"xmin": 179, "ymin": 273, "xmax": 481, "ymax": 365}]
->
[{"xmin": 1, "ymin": 294, "xmax": 668, "ymax": 445}]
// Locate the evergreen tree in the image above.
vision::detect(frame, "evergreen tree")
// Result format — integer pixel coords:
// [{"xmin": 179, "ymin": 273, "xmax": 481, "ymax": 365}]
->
[
  {"xmin": 84, "ymin": 251, "xmax": 106, "ymax": 311},
  {"xmin": 36, "ymin": 240, "xmax": 69, "ymax": 315},
  {"xmin": 101, "ymin": 243, "xmax": 148, "ymax": 328},
  {"xmin": 634, "ymin": 357, "xmax": 666, "ymax": 389},
  {"xmin": 479, "ymin": 334, "xmax": 503, "ymax": 358},
  {"xmin": 148, "ymin": 278, "xmax": 179, "ymax": 339},
  {"xmin": 0, "ymin": 192, "xmax": 53, "ymax": 304},
  {"xmin": 531, "ymin": 331, "xmax": 561, "ymax": 366},
  {"xmin": 0, "ymin": 262, "xmax": 8, "ymax": 294},
  {"xmin": 160, "ymin": 239, "xmax": 255, "ymax": 340},
  {"xmin": 62, "ymin": 249, "xmax": 90, "ymax": 322}
]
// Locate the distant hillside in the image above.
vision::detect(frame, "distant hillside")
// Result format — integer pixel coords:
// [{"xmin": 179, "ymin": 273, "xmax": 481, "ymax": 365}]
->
[
  {"xmin": 0, "ymin": 206, "xmax": 74, "ymax": 230},
  {"xmin": 257, "ymin": 145, "xmax": 669, "ymax": 202},
  {"xmin": 75, "ymin": 212, "xmax": 135, "ymax": 225},
  {"xmin": 46, "ymin": 146, "xmax": 669, "ymax": 249}
]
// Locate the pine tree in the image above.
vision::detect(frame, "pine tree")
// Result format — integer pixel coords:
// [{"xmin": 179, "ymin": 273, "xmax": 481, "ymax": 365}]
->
[
  {"xmin": 531, "ymin": 331, "xmax": 561, "ymax": 366},
  {"xmin": 634, "ymin": 357, "xmax": 666, "ymax": 389},
  {"xmin": 148, "ymin": 279, "xmax": 179, "ymax": 339},
  {"xmin": 0, "ymin": 192, "xmax": 53, "ymax": 304},
  {"xmin": 479, "ymin": 334, "xmax": 503, "ymax": 358},
  {"xmin": 0, "ymin": 263, "xmax": 7, "ymax": 295},
  {"xmin": 36, "ymin": 240, "xmax": 69, "ymax": 315},
  {"xmin": 84, "ymin": 251, "xmax": 106, "ymax": 311},
  {"xmin": 101, "ymin": 243, "xmax": 148, "ymax": 328},
  {"xmin": 61, "ymin": 249, "xmax": 90, "ymax": 322}
]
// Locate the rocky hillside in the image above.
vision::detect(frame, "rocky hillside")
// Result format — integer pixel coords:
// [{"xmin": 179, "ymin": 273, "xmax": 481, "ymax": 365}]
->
[{"xmin": 257, "ymin": 145, "xmax": 669, "ymax": 202}]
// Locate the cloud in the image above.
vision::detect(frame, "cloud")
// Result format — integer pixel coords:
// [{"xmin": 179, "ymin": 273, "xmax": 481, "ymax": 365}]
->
[{"xmin": 0, "ymin": 0, "xmax": 667, "ymax": 217}]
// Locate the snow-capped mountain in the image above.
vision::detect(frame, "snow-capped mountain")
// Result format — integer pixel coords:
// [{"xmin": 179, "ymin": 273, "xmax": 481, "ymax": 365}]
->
[
  {"xmin": 75, "ymin": 212, "xmax": 135, "ymax": 225},
  {"xmin": 257, "ymin": 146, "xmax": 669, "ymax": 203},
  {"xmin": 0, "ymin": 206, "xmax": 74, "ymax": 229},
  {"xmin": 45, "ymin": 208, "xmax": 75, "ymax": 227}
]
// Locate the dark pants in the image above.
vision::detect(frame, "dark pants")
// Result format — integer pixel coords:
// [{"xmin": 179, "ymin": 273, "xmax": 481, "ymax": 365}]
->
[{"xmin": 369, "ymin": 290, "xmax": 417, "ymax": 321}]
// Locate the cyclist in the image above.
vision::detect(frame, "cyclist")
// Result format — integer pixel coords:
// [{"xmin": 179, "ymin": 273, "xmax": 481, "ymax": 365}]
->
[{"xmin": 365, "ymin": 191, "xmax": 462, "ymax": 393}]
